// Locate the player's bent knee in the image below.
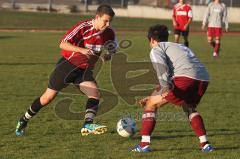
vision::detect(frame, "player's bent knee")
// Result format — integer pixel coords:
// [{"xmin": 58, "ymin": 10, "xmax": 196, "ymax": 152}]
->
[
  {"xmin": 40, "ymin": 95, "xmax": 55, "ymax": 106},
  {"xmin": 182, "ymin": 105, "xmax": 197, "ymax": 118},
  {"xmin": 207, "ymin": 37, "xmax": 213, "ymax": 42},
  {"xmin": 208, "ymin": 40, "xmax": 213, "ymax": 43},
  {"xmin": 86, "ymin": 93, "xmax": 100, "ymax": 99},
  {"xmin": 189, "ymin": 112, "xmax": 200, "ymax": 121}
]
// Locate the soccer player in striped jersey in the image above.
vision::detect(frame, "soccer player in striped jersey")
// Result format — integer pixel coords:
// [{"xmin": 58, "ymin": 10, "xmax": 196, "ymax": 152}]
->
[
  {"xmin": 172, "ymin": 0, "xmax": 193, "ymax": 47},
  {"xmin": 131, "ymin": 24, "xmax": 213, "ymax": 153},
  {"xmin": 15, "ymin": 5, "xmax": 117, "ymax": 136},
  {"xmin": 202, "ymin": 0, "xmax": 228, "ymax": 57}
]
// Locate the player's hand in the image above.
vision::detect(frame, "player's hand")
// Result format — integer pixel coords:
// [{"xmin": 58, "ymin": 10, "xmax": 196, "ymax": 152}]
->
[
  {"xmin": 225, "ymin": 28, "xmax": 228, "ymax": 32},
  {"xmin": 201, "ymin": 25, "xmax": 205, "ymax": 31},
  {"xmin": 183, "ymin": 25, "xmax": 188, "ymax": 31},
  {"xmin": 173, "ymin": 21, "xmax": 177, "ymax": 28},
  {"xmin": 81, "ymin": 48, "xmax": 94, "ymax": 58},
  {"xmin": 138, "ymin": 97, "xmax": 149, "ymax": 107}
]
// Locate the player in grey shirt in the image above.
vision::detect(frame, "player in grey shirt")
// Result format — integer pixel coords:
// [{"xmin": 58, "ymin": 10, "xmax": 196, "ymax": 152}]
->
[
  {"xmin": 150, "ymin": 42, "xmax": 209, "ymax": 92},
  {"xmin": 202, "ymin": 0, "xmax": 228, "ymax": 57},
  {"xmin": 131, "ymin": 24, "xmax": 213, "ymax": 153}
]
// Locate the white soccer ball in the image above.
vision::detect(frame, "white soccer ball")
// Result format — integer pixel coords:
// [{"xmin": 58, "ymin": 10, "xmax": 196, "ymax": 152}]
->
[{"xmin": 116, "ymin": 117, "xmax": 137, "ymax": 137}]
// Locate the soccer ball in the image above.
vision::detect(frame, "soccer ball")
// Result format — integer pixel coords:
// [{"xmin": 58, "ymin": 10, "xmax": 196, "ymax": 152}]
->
[{"xmin": 116, "ymin": 117, "xmax": 137, "ymax": 137}]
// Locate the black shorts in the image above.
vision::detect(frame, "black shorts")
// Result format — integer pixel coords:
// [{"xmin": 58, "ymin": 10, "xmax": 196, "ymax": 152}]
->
[
  {"xmin": 174, "ymin": 28, "xmax": 189, "ymax": 36},
  {"xmin": 48, "ymin": 57, "xmax": 95, "ymax": 91}
]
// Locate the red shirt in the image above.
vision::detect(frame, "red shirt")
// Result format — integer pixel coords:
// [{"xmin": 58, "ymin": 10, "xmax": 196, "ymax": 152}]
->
[
  {"xmin": 61, "ymin": 19, "xmax": 116, "ymax": 69},
  {"xmin": 173, "ymin": 3, "xmax": 192, "ymax": 31}
]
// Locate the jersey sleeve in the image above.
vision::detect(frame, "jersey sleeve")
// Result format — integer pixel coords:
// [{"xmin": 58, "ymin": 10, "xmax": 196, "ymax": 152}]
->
[
  {"xmin": 203, "ymin": 4, "xmax": 211, "ymax": 26},
  {"xmin": 150, "ymin": 48, "xmax": 170, "ymax": 93},
  {"xmin": 60, "ymin": 22, "xmax": 83, "ymax": 44},
  {"xmin": 172, "ymin": 6, "xmax": 176, "ymax": 19},
  {"xmin": 188, "ymin": 6, "xmax": 193, "ymax": 18},
  {"xmin": 222, "ymin": 4, "xmax": 228, "ymax": 30}
]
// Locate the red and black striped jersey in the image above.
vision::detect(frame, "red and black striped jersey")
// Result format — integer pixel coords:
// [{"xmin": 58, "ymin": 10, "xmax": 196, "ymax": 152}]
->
[{"xmin": 61, "ymin": 19, "xmax": 116, "ymax": 69}]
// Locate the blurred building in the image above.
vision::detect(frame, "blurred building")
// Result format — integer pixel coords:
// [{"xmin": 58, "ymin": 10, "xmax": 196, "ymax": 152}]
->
[{"xmin": 1, "ymin": 0, "xmax": 240, "ymax": 8}]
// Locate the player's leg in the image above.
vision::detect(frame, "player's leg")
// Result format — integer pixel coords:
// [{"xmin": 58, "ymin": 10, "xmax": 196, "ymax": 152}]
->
[
  {"xmin": 16, "ymin": 88, "xmax": 58, "ymax": 136},
  {"xmin": 207, "ymin": 36, "xmax": 219, "ymax": 57},
  {"xmin": 182, "ymin": 29, "xmax": 189, "ymax": 47},
  {"xmin": 213, "ymin": 28, "xmax": 223, "ymax": 57},
  {"xmin": 183, "ymin": 35, "xmax": 189, "ymax": 47},
  {"xmin": 79, "ymin": 81, "xmax": 107, "ymax": 135},
  {"xmin": 80, "ymin": 81, "xmax": 100, "ymax": 124},
  {"xmin": 16, "ymin": 57, "xmax": 71, "ymax": 136},
  {"xmin": 182, "ymin": 105, "xmax": 213, "ymax": 152},
  {"xmin": 23, "ymin": 88, "xmax": 57, "ymax": 121},
  {"xmin": 207, "ymin": 27, "xmax": 218, "ymax": 57},
  {"xmin": 132, "ymin": 90, "xmax": 168, "ymax": 152},
  {"xmin": 214, "ymin": 37, "xmax": 221, "ymax": 57},
  {"xmin": 174, "ymin": 29, "xmax": 181, "ymax": 43},
  {"xmin": 182, "ymin": 79, "xmax": 213, "ymax": 152},
  {"xmin": 207, "ymin": 36, "xmax": 215, "ymax": 48}
]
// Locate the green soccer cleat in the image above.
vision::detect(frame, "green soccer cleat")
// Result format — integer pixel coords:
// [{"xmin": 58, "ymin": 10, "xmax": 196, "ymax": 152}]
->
[
  {"xmin": 81, "ymin": 123, "xmax": 107, "ymax": 136},
  {"xmin": 15, "ymin": 120, "xmax": 28, "ymax": 136}
]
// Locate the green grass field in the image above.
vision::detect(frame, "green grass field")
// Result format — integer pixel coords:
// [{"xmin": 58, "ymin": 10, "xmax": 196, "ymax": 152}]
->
[{"xmin": 0, "ymin": 10, "xmax": 240, "ymax": 159}]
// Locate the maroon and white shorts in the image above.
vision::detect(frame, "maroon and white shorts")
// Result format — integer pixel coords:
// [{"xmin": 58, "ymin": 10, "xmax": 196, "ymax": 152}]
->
[
  {"xmin": 207, "ymin": 27, "xmax": 222, "ymax": 37},
  {"xmin": 164, "ymin": 77, "xmax": 209, "ymax": 108}
]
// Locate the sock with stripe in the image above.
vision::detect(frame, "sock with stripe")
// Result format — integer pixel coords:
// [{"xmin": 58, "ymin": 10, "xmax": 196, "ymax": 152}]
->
[
  {"xmin": 140, "ymin": 110, "xmax": 156, "ymax": 148},
  {"xmin": 214, "ymin": 42, "xmax": 221, "ymax": 55},
  {"xmin": 84, "ymin": 98, "xmax": 99, "ymax": 125},
  {"xmin": 20, "ymin": 97, "xmax": 43, "ymax": 122},
  {"xmin": 189, "ymin": 112, "xmax": 209, "ymax": 148}
]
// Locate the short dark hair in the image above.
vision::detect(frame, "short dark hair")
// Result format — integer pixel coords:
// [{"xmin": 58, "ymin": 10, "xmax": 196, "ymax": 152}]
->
[
  {"xmin": 96, "ymin": 5, "xmax": 115, "ymax": 17},
  {"xmin": 147, "ymin": 24, "xmax": 169, "ymax": 42}
]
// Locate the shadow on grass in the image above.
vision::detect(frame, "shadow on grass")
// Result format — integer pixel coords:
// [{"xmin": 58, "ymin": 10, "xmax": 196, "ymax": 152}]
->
[
  {"xmin": 0, "ymin": 36, "xmax": 16, "ymax": 40},
  {"xmin": 152, "ymin": 146, "xmax": 240, "ymax": 152},
  {"xmin": 153, "ymin": 147, "xmax": 197, "ymax": 152},
  {"xmin": 215, "ymin": 146, "xmax": 240, "ymax": 150},
  {"xmin": 129, "ymin": 128, "xmax": 240, "ymax": 152},
  {"xmin": 0, "ymin": 62, "xmax": 55, "ymax": 66},
  {"xmin": 159, "ymin": 128, "xmax": 240, "ymax": 137},
  {"xmin": 131, "ymin": 128, "xmax": 240, "ymax": 140}
]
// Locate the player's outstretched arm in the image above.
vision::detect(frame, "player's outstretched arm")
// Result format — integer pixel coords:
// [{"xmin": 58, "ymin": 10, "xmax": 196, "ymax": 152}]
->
[
  {"xmin": 138, "ymin": 87, "xmax": 169, "ymax": 109},
  {"xmin": 172, "ymin": 16, "xmax": 177, "ymax": 28},
  {"xmin": 184, "ymin": 18, "xmax": 192, "ymax": 30},
  {"xmin": 59, "ymin": 42, "xmax": 94, "ymax": 58}
]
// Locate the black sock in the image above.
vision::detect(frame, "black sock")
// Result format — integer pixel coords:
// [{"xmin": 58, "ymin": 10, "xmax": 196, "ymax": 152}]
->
[
  {"xmin": 184, "ymin": 41, "xmax": 189, "ymax": 47},
  {"xmin": 84, "ymin": 98, "xmax": 99, "ymax": 125},
  {"xmin": 20, "ymin": 97, "xmax": 43, "ymax": 122}
]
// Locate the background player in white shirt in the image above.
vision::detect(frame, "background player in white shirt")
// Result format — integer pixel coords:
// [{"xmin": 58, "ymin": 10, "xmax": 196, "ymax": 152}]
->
[{"xmin": 202, "ymin": 0, "xmax": 228, "ymax": 57}]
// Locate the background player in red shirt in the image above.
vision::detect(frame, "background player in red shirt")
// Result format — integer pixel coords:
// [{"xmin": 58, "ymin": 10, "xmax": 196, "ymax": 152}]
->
[
  {"xmin": 172, "ymin": 0, "xmax": 193, "ymax": 47},
  {"xmin": 15, "ymin": 5, "xmax": 117, "ymax": 136}
]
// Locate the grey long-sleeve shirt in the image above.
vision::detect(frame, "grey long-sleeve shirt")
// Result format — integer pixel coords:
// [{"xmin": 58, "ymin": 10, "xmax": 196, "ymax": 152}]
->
[
  {"xmin": 150, "ymin": 42, "xmax": 209, "ymax": 91},
  {"xmin": 202, "ymin": 2, "xmax": 228, "ymax": 29}
]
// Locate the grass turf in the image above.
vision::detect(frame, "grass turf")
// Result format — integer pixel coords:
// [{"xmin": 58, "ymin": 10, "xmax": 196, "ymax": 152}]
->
[{"xmin": 0, "ymin": 10, "xmax": 240, "ymax": 159}]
